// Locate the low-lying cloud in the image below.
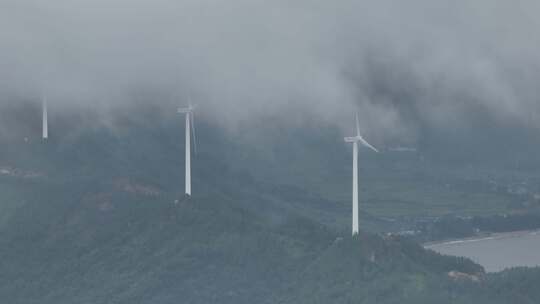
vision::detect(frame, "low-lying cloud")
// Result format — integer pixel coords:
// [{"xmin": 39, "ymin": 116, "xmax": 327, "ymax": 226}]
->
[{"xmin": 1, "ymin": 0, "xmax": 539, "ymax": 143}]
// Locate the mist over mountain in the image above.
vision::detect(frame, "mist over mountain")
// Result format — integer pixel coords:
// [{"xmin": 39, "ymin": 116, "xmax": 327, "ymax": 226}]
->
[{"xmin": 2, "ymin": 0, "xmax": 540, "ymax": 145}]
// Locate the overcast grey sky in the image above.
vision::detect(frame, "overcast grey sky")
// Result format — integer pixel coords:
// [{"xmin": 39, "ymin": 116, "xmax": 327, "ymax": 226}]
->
[{"xmin": 1, "ymin": 0, "xmax": 539, "ymax": 141}]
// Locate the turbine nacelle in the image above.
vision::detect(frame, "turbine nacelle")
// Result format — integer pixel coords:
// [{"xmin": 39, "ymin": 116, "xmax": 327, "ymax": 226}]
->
[
  {"xmin": 177, "ymin": 106, "xmax": 194, "ymax": 114},
  {"xmin": 344, "ymin": 136, "xmax": 379, "ymax": 153},
  {"xmin": 344, "ymin": 113, "xmax": 379, "ymax": 153},
  {"xmin": 344, "ymin": 136, "xmax": 360, "ymax": 143}
]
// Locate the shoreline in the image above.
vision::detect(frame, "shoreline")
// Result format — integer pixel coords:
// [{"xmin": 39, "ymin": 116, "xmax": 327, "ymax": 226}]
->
[{"xmin": 423, "ymin": 229, "xmax": 540, "ymax": 248}]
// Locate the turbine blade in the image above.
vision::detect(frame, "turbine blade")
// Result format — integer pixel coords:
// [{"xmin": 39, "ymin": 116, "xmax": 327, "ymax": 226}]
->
[
  {"xmin": 190, "ymin": 112, "xmax": 198, "ymax": 155},
  {"xmin": 355, "ymin": 113, "xmax": 361, "ymax": 137},
  {"xmin": 359, "ymin": 136, "xmax": 379, "ymax": 153}
]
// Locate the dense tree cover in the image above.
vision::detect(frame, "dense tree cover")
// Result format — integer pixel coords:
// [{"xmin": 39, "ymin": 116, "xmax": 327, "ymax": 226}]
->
[{"xmin": 1, "ymin": 189, "xmax": 539, "ymax": 304}]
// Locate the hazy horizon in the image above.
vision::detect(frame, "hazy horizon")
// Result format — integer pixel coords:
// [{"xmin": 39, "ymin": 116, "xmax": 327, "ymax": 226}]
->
[{"xmin": 2, "ymin": 0, "xmax": 540, "ymax": 145}]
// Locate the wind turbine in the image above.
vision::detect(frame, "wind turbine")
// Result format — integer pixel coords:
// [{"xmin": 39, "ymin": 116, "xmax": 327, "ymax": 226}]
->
[
  {"xmin": 344, "ymin": 113, "xmax": 378, "ymax": 236},
  {"xmin": 42, "ymin": 96, "xmax": 48, "ymax": 139},
  {"xmin": 177, "ymin": 103, "xmax": 197, "ymax": 196}
]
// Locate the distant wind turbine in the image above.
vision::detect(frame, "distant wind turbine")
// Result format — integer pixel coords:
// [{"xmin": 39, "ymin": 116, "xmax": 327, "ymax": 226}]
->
[
  {"xmin": 344, "ymin": 113, "xmax": 378, "ymax": 236},
  {"xmin": 42, "ymin": 96, "xmax": 48, "ymax": 139},
  {"xmin": 177, "ymin": 103, "xmax": 197, "ymax": 196}
]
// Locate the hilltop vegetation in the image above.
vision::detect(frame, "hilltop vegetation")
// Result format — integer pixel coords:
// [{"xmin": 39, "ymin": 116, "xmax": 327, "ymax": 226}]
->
[{"xmin": 1, "ymin": 187, "xmax": 538, "ymax": 303}]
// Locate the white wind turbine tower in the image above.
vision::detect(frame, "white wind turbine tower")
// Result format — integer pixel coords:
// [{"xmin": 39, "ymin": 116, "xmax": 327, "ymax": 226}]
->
[
  {"xmin": 177, "ymin": 103, "xmax": 197, "ymax": 196},
  {"xmin": 42, "ymin": 96, "xmax": 48, "ymax": 139},
  {"xmin": 344, "ymin": 113, "xmax": 378, "ymax": 236}
]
